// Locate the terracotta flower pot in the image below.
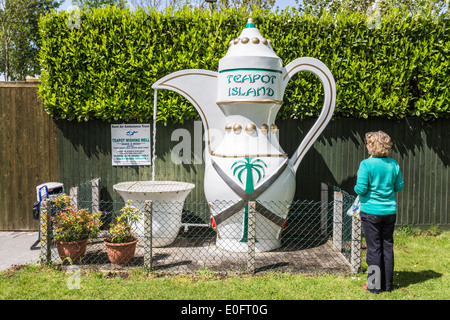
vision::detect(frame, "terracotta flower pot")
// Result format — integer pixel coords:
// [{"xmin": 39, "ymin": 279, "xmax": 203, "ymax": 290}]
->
[
  {"xmin": 55, "ymin": 238, "xmax": 88, "ymax": 264},
  {"xmin": 104, "ymin": 239, "xmax": 138, "ymax": 265}
]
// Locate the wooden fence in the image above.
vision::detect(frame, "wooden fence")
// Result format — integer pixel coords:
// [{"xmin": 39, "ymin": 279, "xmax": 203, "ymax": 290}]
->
[
  {"xmin": 0, "ymin": 82, "xmax": 59, "ymax": 230},
  {"xmin": 0, "ymin": 82, "xmax": 448, "ymax": 230}
]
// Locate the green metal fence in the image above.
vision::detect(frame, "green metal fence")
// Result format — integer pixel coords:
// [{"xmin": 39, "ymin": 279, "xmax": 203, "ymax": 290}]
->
[{"xmin": 38, "ymin": 180, "xmax": 361, "ymax": 275}]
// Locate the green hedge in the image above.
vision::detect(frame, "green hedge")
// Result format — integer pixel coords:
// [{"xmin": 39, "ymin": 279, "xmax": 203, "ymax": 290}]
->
[{"xmin": 38, "ymin": 6, "xmax": 449, "ymax": 123}]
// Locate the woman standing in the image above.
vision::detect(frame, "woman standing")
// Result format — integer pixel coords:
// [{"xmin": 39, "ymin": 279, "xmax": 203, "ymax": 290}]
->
[{"xmin": 355, "ymin": 131, "xmax": 404, "ymax": 294}]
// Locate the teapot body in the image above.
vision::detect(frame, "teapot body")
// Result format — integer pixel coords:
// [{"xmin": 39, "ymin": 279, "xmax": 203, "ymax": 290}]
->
[
  {"xmin": 202, "ymin": 20, "xmax": 297, "ymax": 251},
  {"xmin": 204, "ymin": 109, "xmax": 297, "ymax": 252},
  {"xmin": 205, "ymin": 154, "xmax": 296, "ymax": 252}
]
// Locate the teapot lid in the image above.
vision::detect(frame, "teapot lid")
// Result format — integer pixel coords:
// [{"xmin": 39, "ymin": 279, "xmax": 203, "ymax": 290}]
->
[{"xmin": 224, "ymin": 18, "xmax": 280, "ymax": 59}]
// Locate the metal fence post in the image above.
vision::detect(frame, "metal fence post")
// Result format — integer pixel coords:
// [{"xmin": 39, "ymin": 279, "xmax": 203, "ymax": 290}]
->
[
  {"xmin": 351, "ymin": 216, "xmax": 362, "ymax": 274},
  {"xmin": 39, "ymin": 199, "xmax": 52, "ymax": 264},
  {"xmin": 333, "ymin": 191, "xmax": 343, "ymax": 252},
  {"xmin": 144, "ymin": 200, "xmax": 153, "ymax": 270},
  {"xmin": 320, "ymin": 183, "xmax": 328, "ymax": 236},
  {"xmin": 247, "ymin": 201, "xmax": 256, "ymax": 274},
  {"xmin": 70, "ymin": 186, "xmax": 78, "ymax": 210},
  {"xmin": 91, "ymin": 178, "xmax": 100, "ymax": 213}
]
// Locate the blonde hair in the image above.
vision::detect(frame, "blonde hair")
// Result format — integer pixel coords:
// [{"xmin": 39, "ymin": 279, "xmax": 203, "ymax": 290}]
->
[{"xmin": 366, "ymin": 131, "xmax": 392, "ymax": 157}]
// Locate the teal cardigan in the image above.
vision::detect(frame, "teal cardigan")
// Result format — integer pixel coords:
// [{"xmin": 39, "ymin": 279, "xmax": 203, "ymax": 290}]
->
[{"xmin": 354, "ymin": 157, "xmax": 404, "ymax": 215}]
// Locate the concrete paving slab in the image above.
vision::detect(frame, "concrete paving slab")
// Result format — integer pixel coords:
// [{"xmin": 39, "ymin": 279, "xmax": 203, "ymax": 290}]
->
[{"xmin": 0, "ymin": 231, "xmax": 40, "ymax": 271}]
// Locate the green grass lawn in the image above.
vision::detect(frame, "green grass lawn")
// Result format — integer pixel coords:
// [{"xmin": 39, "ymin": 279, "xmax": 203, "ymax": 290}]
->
[{"xmin": 1, "ymin": 228, "xmax": 448, "ymax": 301}]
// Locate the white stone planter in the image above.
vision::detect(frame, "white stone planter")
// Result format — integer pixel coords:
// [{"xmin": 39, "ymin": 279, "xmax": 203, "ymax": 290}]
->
[{"xmin": 113, "ymin": 181, "xmax": 195, "ymax": 247}]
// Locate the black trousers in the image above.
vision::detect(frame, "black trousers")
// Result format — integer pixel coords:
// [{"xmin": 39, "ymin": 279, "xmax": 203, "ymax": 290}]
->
[{"xmin": 360, "ymin": 211, "xmax": 396, "ymax": 293}]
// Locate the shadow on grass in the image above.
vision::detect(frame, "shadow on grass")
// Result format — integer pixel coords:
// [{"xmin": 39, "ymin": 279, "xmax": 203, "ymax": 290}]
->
[{"xmin": 394, "ymin": 270, "xmax": 442, "ymax": 290}]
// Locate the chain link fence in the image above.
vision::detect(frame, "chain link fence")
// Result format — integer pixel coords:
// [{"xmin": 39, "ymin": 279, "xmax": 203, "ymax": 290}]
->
[{"xmin": 38, "ymin": 179, "xmax": 361, "ymax": 275}]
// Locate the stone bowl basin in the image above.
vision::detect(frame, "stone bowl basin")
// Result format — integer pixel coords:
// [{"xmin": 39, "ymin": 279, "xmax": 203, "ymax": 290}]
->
[{"xmin": 113, "ymin": 181, "xmax": 195, "ymax": 247}]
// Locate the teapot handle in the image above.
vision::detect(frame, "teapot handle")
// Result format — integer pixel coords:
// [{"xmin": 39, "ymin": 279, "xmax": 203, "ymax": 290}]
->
[{"xmin": 281, "ymin": 57, "xmax": 336, "ymax": 173}]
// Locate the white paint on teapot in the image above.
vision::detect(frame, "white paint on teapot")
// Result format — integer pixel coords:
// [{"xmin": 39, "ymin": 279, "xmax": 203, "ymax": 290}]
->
[{"xmin": 217, "ymin": 18, "xmax": 283, "ymax": 105}]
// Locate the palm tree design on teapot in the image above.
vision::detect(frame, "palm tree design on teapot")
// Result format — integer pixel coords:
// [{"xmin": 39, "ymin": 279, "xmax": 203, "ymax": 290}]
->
[
  {"xmin": 232, "ymin": 157, "xmax": 267, "ymax": 242},
  {"xmin": 152, "ymin": 18, "xmax": 336, "ymax": 252}
]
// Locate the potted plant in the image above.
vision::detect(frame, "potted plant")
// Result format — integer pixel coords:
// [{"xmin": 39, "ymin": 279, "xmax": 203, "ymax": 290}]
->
[
  {"xmin": 51, "ymin": 194, "xmax": 103, "ymax": 264},
  {"xmin": 104, "ymin": 200, "xmax": 142, "ymax": 265}
]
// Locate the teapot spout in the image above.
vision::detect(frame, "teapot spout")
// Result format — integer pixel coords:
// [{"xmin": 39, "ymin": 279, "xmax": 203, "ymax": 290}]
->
[{"xmin": 152, "ymin": 69, "xmax": 227, "ymax": 154}]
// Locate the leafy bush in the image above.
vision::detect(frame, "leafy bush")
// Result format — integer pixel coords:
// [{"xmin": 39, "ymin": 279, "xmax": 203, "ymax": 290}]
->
[
  {"xmin": 106, "ymin": 200, "xmax": 142, "ymax": 243},
  {"xmin": 51, "ymin": 194, "xmax": 104, "ymax": 242},
  {"xmin": 38, "ymin": 6, "xmax": 450, "ymax": 123}
]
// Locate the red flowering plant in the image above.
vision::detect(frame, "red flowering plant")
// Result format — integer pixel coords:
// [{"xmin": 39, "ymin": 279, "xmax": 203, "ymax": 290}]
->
[
  {"xmin": 105, "ymin": 200, "xmax": 142, "ymax": 244},
  {"xmin": 51, "ymin": 194, "xmax": 104, "ymax": 242}
]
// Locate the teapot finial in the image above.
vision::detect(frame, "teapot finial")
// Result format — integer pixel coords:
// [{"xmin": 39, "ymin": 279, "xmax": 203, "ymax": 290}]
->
[{"xmin": 246, "ymin": 18, "xmax": 256, "ymax": 28}]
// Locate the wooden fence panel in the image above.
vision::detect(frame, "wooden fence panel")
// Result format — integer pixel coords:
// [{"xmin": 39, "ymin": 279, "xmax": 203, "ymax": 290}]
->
[
  {"xmin": 281, "ymin": 117, "xmax": 449, "ymax": 228},
  {"xmin": 0, "ymin": 82, "xmax": 59, "ymax": 230},
  {"xmin": 55, "ymin": 120, "xmax": 206, "ymax": 205}
]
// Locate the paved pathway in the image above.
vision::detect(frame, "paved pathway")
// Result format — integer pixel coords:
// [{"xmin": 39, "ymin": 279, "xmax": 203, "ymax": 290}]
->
[{"xmin": 0, "ymin": 231, "xmax": 40, "ymax": 271}]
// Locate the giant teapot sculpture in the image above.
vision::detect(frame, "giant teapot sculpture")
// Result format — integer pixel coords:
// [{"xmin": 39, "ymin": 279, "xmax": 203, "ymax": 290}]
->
[{"xmin": 152, "ymin": 19, "xmax": 336, "ymax": 252}]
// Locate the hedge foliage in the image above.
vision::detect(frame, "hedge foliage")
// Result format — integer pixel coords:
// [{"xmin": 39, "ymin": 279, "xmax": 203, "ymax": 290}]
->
[{"xmin": 38, "ymin": 6, "xmax": 450, "ymax": 123}]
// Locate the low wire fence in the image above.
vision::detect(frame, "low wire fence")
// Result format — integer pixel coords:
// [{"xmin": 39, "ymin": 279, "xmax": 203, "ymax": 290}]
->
[{"xmin": 38, "ymin": 179, "xmax": 361, "ymax": 275}]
